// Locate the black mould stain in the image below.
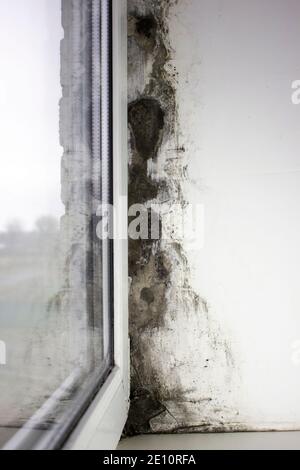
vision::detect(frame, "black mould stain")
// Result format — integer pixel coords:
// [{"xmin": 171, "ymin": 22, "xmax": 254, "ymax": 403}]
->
[
  {"xmin": 136, "ymin": 16, "xmax": 157, "ymax": 40},
  {"xmin": 140, "ymin": 287, "xmax": 155, "ymax": 305},
  {"xmin": 155, "ymin": 252, "xmax": 170, "ymax": 283},
  {"xmin": 126, "ymin": 1, "xmax": 236, "ymax": 437},
  {"xmin": 135, "ymin": 15, "xmax": 157, "ymax": 51},
  {"xmin": 128, "ymin": 164, "xmax": 159, "ymax": 207},
  {"xmin": 123, "ymin": 388, "xmax": 165, "ymax": 437},
  {"xmin": 127, "ymin": 3, "xmax": 177, "ymax": 436},
  {"xmin": 129, "ymin": 98, "xmax": 165, "ymax": 162},
  {"xmin": 129, "ymin": 14, "xmax": 157, "ymax": 53}
]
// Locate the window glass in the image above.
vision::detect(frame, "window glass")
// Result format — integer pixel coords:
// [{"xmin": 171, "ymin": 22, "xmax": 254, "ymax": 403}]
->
[{"xmin": 0, "ymin": 0, "xmax": 113, "ymax": 449}]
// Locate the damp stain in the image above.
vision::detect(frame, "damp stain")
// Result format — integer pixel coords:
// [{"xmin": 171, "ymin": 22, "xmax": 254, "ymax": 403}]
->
[
  {"xmin": 127, "ymin": 2, "xmax": 178, "ymax": 434},
  {"xmin": 126, "ymin": 0, "xmax": 238, "ymax": 436},
  {"xmin": 129, "ymin": 14, "xmax": 158, "ymax": 53},
  {"xmin": 124, "ymin": 388, "xmax": 166, "ymax": 436},
  {"xmin": 129, "ymin": 98, "xmax": 165, "ymax": 162}
]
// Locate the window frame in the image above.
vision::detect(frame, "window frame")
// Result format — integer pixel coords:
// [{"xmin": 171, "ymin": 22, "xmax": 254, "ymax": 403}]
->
[
  {"xmin": 2, "ymin": 0, "xmax": 128, "ymax": 451},
  {"xmin": 64, "ymin": 0, "xmax": 128, "ymax": 450}
]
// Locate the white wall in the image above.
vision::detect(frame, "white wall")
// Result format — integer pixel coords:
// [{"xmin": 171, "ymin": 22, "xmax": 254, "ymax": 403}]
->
[{"xmin": 170, "ymin": 0, "xmax": 300, "ymax": 427}]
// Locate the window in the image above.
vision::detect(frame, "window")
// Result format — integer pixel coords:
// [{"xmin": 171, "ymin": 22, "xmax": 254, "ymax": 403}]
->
[{"xmin": 0, "ymin": 0, "xmax": 128, "ymax": 450}]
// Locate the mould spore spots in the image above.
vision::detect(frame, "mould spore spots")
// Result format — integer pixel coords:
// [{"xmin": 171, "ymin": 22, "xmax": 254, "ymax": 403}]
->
[
  {"xmin": 126, "ymin": 1, "xmax": 177, "ymax": 435},
  {"xmin": 129, "ymin": 14, "xmax": 157, "ymax": 52},
  {"xmin": 136, "ymin": 15, "xmax": 157, "ymax": 40},
  {"xmin": 124, "ymin": 388, "xmax": 165, "ymax": 436},
  {"xmin": 128, "ymin": 165, "xmax": 159, "ymax": 207},
  {"xmin": 141, "ymin": 287, "xmax": 155, "ymax": 305},
  {"xmin": 126, "ymin": 0, "xmax": 237, "ymax": 437},
  {"xmin": 129, "ymin": 98, "xmax": 165, "ymax": 161},
  {"xmin": 128, "ymin": 238, "xmax": 152, "ymax": 277},
  {"xmin": 155, "ymin": 252, "xmax": 170, "ymax": 282}
]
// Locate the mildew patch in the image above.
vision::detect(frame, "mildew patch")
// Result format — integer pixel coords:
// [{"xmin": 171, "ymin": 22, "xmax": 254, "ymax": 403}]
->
[
  {"xmin": 129, "ymin": 98, "xmax": 165, "ymax": 162},
  {"xmin": 126, "ymin": 0, "xmax": 239, "ymax": 436},
  {"xmin": 124, "ymin": 387, "xmax": 165, "ymax": 436},
  {"xmin": 128, "ymin": 14, "xmax": 157, "ymax": 53}
]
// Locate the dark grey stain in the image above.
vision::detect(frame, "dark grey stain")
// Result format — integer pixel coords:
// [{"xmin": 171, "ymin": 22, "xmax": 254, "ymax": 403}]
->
[
  {"xmin": 126, "ymin": 3, "xmax": 176, "ymax": 435},
  {"xmin": 123, "ymin": 388, "xmax": 165, "ymax": 436},
  {"xmin": 134, "ymin": 15, "xmax": 158, "ymax": 52},
  {"xmin": 128, "ymin": 98, "xmax": 165, "ymax": 162},
  {"xmin": 126, "ymin": 0, "xmax": 237, "ymax": 437},
  {"xmin": 140, "ymin": 287, "xmax": 155, "ymax": 305}
]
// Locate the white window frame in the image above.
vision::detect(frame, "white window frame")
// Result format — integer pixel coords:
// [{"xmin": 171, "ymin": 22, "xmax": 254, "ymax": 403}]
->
[
  {"xmin": 3, "ymin": 0, "xmax": 128, "ymax": 451},
  {"xmin": 64, "ymin": 0, "xmax": 128, "ymax": 450}
]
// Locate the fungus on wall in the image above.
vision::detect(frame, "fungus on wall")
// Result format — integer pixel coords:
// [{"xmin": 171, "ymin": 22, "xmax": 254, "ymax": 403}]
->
[{"xmin": 126, "ymin": 0, "xmax": 239, "ymax": 436}]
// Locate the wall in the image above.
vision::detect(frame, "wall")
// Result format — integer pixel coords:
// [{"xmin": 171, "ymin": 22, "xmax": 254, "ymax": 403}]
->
[
  {"xmin": 171, "ymin": 0, "xmax": 300, "ymax": 429},
  {"xmin": 127, "ymin": 0, "xmax": 300, "ymax": 434}
]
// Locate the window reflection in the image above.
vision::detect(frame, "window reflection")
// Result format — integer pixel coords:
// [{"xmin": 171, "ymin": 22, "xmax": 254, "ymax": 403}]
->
[{"xmin": 0, "ymin": 0, "xmax": 112, "ymax": 448}]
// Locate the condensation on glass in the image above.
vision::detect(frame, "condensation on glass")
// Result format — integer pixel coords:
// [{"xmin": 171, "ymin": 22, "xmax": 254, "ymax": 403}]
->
[{"xmin": 0, "ymin": 0, "xmax": 113, "ymax": 449}]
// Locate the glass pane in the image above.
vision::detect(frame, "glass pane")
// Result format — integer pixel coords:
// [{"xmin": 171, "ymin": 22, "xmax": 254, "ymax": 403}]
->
[{"xmin": 0, "ymin": 0, "xmax": 113, "ymax": 449}]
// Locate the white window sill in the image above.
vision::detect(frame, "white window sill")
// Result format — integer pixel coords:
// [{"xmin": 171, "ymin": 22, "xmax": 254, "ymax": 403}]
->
[{"xmin": 118, "ymin": 432, "xmax": 300, "ymax": 450}]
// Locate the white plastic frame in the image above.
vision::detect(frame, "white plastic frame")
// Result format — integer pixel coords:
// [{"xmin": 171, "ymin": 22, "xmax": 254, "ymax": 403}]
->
[
  {"xmin": 2, "ymin": 0, "xmax": 128, "ymax": 451},
  {"xmin": 64, "ymin": 0, "xmax": 128, "ymax": 450}
]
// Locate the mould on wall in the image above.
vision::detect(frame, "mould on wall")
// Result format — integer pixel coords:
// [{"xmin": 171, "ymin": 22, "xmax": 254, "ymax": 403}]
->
[
  {"xmin": 126, "ymin": 0, "xmax": 240, "ymax": 436},
  {"xmin": 128, "ymin": 14, "xmax": 157, "ymax": 53},
  {"xmin": 129, "ymin": 98, "xmax": 165, "ymax": 162}
]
